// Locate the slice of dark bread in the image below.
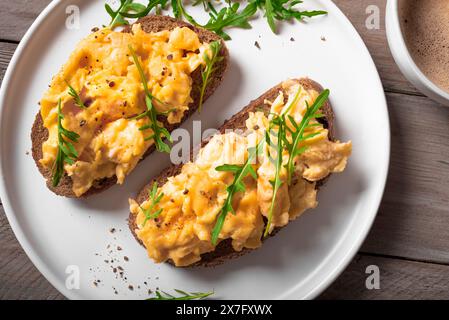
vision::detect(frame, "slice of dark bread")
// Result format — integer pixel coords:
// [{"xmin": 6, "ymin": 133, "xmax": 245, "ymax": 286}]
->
[
  {"xmin": 31, "ymin": 15, "xmax": 229, "ymax": 198},
  {"xmin": 129, "ymin": 78, "xmax": 335, "ymax": 267}
]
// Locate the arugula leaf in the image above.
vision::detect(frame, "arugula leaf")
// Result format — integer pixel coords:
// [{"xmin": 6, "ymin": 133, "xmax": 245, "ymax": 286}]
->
[
  {"xmin": 128, "ymin": 45, "xmax": 173, "ymax": 153},
  {"xmin": 283, "ymin": 89, "xmax": 329, "ymax": 185},
  {"xmin": 148, "ymin": 289, "xmax": 213, "ymax": 300},
  {"xmin": 171, "ymin": 0, "xmax": 199, "ymax": 26},
  {"xmin": 211, "ymin": 141, "xmax": 263, "ymax": 245},
  {"xmin": 105, "ymin": 0, "xmax": 128, "ymax": 28},
  {"xmin": 264, "ymin": 0, "xmax": 276, "ymax": 33},
  {"xmin": 263, "ymin": 88, "xmax": 329, "ymax": 235},
  {"xmin": 106, "ymin": 0, "xmax": 168, "ymax": 28},
  {"xmin": 171, "ymin": 0, "xmax": 257, "ymax": 39},
  {"xmin": 263, "ymin": 115, "xmax": 285, "ymax": 236},
  {"xmin": 66, "ymin": 81, "xmax": 87, "ymax": 109},
  {"xmin": 104, "ymin": 0, "xmax": 326, "ymax": 37},
  {"xmin": 192, "ymin": 0, "xmax": 211, "ymax": 11},
  {"xmin": 255, "ymin": 0, "xmax": 327, "ymax": 33},
  {"xmin": 198, "ymin": 40, "xmax": 223, "ymax": 113},
  {"xmin": 140, "ymin": 183, "xmax": 164, "ymax": 227},
  {"xmin": 52, "ymin": 99, "xmax": 80, "ymax": 187},
  {"xmin": 202, "ymin": 1, "xmax": 258, "ymax": 40}
]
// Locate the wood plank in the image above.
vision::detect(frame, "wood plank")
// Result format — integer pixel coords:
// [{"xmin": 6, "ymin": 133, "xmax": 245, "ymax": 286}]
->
[
  {"xmin": 361, "ymin": 92, "xmax": 449, "ymax": 264},
  {"xmin": 0, "ymin": 205, "xmax": 64, "ymax": 300},
  {"xmin": 0, "ymin": 0, "xmax": 50, "ymax": 43},
  {"xmin": 333, "ymin": 0, "xmax": 420, "ymax": 95},
  {"xmin": 0, "ymin": 42, "xmax": 16, "ymax": 83},
  {"xmin": 320, "ymin": 254, "xmax": 449, "ymax": 299}
]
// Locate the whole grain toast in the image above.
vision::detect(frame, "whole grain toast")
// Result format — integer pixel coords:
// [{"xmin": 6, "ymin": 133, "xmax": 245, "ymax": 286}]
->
[
  {"xmin": 129, "ymin": 78, "xmax": 335, "ymax": 267},
  {"xmin": 31, "ymin": 15, "xmax": 229, "ymax": 198}
]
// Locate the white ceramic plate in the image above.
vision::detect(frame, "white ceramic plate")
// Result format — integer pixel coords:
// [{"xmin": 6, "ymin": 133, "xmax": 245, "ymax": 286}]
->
[{"xmin": 0, "ymin": 0, "xmax": 389, "ymax": 300}]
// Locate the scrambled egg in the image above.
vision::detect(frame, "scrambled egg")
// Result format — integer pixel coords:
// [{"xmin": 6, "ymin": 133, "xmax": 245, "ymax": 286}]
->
[
  {"xmin": 129, "ymin": 80, "xmax": 353, "ymax": 267},
  {"xmin": 39, "ymin": 25, "xmax": 210, "ymax": 196}
]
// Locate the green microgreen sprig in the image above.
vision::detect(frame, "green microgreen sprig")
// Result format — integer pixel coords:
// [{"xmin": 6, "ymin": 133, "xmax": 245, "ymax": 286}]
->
[
  {"xmin": 282, "ymin": 89, "xmax": 329, "ymax": 185},
  {"xmin": 201, "ymin": 1, "xmax": 258, "ymax": 40},
  {"xmin": 106, "ymin": 0, "xmax": 168, "ymax": 28},
  {"xmin": 263, "ymin": 114, "xmax": 285, "ymax": 237},
  {"xmin": 140, "ymin": 183, "xmax": 164, "ymax": 227},
  {"xmin": 263, "ymin": 88, "xmax": 329, "ymax": 235},
  {"xmin": 211, "ymin": 140, "xmax": 263, "ymax": 245},
  {"xmin": 65, "ymin": 81, "xmax": 87, "ymax": 109},
  {"xmin": 192, "ymin": 0, "xmax": 211, "ymax": 11},
  {"xmin": 255, "ymin": 0, "xmax": 327, "ymax": 33},
  {"xmin": 148, "ymin": 289, "xmax": 214, "ymax": 300},
  {"xmin": 52, "ymin": 99, "xmax": 80, "ymax": 187},
  {"xmin": 105, "ymin": 0, "xmax": 327, "ymax": 37},
  {"xmin": 198, "ymin": 40, "xmax": 223, "ymax": 112},
  {"xmin": 171, "ymin": 0, "xmax": 199, "ymax": 26},
  {"xmin": 128, "ymin": 45, "xmax": 173, "ymax": 153}
]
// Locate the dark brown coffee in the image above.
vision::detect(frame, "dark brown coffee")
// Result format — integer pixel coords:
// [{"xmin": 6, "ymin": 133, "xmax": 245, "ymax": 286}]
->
[{"xmin": 400, "ymin": 0, "xmax": 449, "ymax": 92}]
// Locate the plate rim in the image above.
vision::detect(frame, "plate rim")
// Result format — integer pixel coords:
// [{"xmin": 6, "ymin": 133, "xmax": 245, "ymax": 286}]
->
[{"xmin": 0, "ymin": 0, "xmax": 390, "ymax": 300}]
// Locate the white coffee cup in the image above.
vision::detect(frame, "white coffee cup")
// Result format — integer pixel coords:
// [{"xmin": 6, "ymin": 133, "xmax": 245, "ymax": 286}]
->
[{"xmin": 386, "ymin": 0, "xmax": 449, "ymax": 106}]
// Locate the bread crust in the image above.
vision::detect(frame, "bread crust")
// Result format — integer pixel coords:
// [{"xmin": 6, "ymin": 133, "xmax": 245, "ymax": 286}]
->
[
  {"xmin": 129, "ymin": 78, "xmax": 335, "ymax": 267},
  {"xmin": 31, "ymin": 15, "xmax": 229, "ymax": 198}
]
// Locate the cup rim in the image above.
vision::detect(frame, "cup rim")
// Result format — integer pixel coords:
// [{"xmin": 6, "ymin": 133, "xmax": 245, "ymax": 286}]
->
[{"xmin": 387, "ymin": 0, "xmax": 449, "ymax": 102}]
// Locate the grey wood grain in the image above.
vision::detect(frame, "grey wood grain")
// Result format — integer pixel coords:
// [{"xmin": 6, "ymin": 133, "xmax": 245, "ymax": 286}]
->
[
  {"xmin": 0, "ymin": 42, "xmax": 16, "ymax": 82},
  {"xmin": 0, "ymin": 0, "xmax": 50, "ymax": 43},
  {"xmin": 320, "ymin": 254, "xmax": 449, "ymax": 300},
  {"xmin": 361, "ymin": 92, "xmax": 449, "ymax": 264}
]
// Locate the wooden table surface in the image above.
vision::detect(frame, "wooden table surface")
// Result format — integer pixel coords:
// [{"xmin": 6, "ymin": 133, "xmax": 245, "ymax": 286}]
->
[{"xmin": 1, "ymin": 0, "xmax": 449, "ymax": 300}]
